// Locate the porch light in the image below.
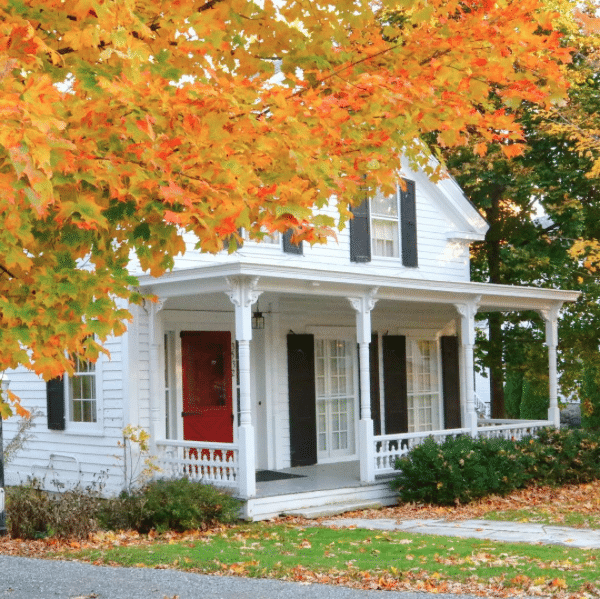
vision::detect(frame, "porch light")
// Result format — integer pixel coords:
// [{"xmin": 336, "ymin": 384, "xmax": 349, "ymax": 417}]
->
[{"xmin": 252, "ymin": 301, "xmax": 265, "ymax": 330}]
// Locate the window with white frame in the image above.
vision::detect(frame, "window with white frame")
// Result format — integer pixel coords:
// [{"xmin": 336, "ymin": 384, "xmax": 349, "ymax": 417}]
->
[
  {"xmin": 370, "ymin": 187, "xmax": 399, "ymax": 258},
  {"xmin": 406, "ymin": 339, "xmax": 440, "ymax": 432},
  {"xmin": 69, "ymin": 354, "xmax": 97, "ymax": 423}
]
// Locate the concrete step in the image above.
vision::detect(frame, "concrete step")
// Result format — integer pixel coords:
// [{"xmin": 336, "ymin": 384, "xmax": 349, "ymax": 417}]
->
[{"xmin": 282, "ymin": 500, "xmax": 385, "ymax": 519}]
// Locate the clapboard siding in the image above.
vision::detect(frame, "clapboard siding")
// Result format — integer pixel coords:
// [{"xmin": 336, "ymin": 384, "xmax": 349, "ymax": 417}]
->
[{"xmin": 3, "ymin": 331, "xmax": 128, "ymax": 495}]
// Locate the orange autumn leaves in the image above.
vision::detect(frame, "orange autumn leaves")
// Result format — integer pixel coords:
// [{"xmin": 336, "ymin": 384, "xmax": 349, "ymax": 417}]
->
[{"xmin": 0, "ymin": 0, "xmax": 574, "ymax": 410}]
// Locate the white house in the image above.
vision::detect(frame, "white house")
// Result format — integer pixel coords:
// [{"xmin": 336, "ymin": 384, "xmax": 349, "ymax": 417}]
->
[{"xmin": 3, "ymin": 158, "xmax": 579, "ymax": 519}]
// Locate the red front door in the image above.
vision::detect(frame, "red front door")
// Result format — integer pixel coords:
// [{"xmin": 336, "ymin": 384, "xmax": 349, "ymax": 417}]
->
[{"xmin": 181, "ymin": 331, "xmax": 233, "ymax": 443}]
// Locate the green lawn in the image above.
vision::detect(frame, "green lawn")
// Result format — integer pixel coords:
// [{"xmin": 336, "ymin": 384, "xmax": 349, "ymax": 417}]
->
[
  {"xmin": 482, "ymin": 508, "xmax": 600, "ymax": 529},
  {"xmin": 72, "ymin": 523, "xmax": 600, "ymax": 595}
]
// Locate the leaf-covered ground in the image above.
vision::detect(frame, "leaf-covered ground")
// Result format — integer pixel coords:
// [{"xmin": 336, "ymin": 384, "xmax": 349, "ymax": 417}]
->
[{"xmin": 2, "ymin": 481, "xmax": 600, "ymax": 598}]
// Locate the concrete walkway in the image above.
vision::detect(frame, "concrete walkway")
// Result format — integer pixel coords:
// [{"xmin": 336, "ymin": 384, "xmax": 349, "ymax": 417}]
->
[{"xmin": 322, "ymin": 518, "xmax": 600, "ymax": 549}]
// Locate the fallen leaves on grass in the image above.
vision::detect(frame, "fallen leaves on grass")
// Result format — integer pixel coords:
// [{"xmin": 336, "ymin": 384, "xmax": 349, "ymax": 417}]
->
[
  {"xmin": 303, "ymin": 480, "xmax": 600, "ymax": 528},
  {"xmin": 3, "ymin": 482, "xmax": 600, "ymax": 598}
]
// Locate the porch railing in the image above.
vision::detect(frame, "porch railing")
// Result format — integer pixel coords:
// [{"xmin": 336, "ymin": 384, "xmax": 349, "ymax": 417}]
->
[
  {"xmin": 476, "ymin": 419, "xmax": 551, "ymax": 441},
  {"xmin": 374, "ymin": 427, "xmax": 471, "ymax": 473},
  {"xmin": 373, "ymin": 419, "xmax": 552, "ymax": 475},
  {"xmin": 156, "ymin": 440, "xmax": 239, "ymax": 488}
]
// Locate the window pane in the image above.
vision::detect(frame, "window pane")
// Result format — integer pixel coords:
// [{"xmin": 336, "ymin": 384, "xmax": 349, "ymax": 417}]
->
[
  {"xmin": 372, "ymin": 219, "xmax": 398, "ymax": 257},
  {"xmin": 371, "ymin": 189, "xmax": 398, "ymax": 218}
]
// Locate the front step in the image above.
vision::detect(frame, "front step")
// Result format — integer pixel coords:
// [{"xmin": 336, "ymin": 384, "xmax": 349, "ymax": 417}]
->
[
  {"xmin": 282, "ymin": 500, "xmax": 385, "ymax": 519},
  {"xmin": 242, "ymin": 481, "xmax": 398, "ymax": 521}
]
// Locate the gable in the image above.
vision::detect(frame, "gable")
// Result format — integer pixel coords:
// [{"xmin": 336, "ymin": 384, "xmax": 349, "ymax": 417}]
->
[{"xmin": 399, "ymin": 156, "xmax": 488, "ymax": 243}]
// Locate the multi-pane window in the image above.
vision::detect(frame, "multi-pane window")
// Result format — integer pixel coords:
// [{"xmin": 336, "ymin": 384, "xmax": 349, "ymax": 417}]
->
[
  {"xmin": 69, "ymin": 355, "xmax": 97, "ymax": 423},
  {"xmin": 406, "ymin": 340, "xmax": 440, "ymax": 432},
  {"xmin": 315, "ymin": 339, "xmax": 355, "ymax": 458},
  {"xmin": 370, "ymin": 188, "xmax": 399, "ymax": 258}
]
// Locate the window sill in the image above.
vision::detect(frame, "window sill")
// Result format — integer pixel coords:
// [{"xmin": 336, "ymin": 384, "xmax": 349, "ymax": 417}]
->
[{"xmin": 63, "ymin": 425, "xmax": 105, "ymax": 437}]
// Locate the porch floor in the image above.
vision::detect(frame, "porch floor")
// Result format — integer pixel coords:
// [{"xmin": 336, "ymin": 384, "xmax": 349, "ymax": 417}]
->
[{"xmin": 254, "ymin": 461, "xmax": 394, "ymax": 498}]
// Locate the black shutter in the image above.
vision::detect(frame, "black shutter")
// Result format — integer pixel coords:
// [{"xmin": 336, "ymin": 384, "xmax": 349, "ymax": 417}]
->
[
  {"xmin": 287, "ymin": 334, "xmax": 317, "ymax": 466},
  {"xmin": 350, "ymin": 194, "xmax": 371, "ymax": 263},
  {"xmin": 401, "ymin": 179, "xmax": 418, "ymax": 267},
  {"xmin": 282, "ymin": 230, "xmax": 303, "ymax": 255},
  {"xmin": 441, "ymin": 336, "xmax": 461, "ymax": 429},
  {"xmin": 382, "ymin": 335, "xmax": 408, "ymax": 434},
  {"xmin": 47, "ymin": 377, "xmax": 65, "ymax": 431},
  {"xmin": 370, "ymin": 334, "xmax": 381, "ymax": 436}
]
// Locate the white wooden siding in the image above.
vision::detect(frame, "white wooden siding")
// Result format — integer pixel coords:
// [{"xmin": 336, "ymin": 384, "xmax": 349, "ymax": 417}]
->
[{"xmin": 3, "ymin": 334, "xmax": 128, "ymax": 495}]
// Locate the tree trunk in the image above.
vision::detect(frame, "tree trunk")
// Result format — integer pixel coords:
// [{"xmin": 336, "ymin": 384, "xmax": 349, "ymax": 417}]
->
[
  {"xmin": 488, "ymin": 312, "xmax": 506, "ymax": 418},
  {"xmin": 485, "ymin": 189, "xmax": 506, "ymax": 419}
]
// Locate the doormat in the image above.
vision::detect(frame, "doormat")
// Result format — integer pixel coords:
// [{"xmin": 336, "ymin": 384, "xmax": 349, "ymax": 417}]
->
[{"xmin": 255, "ymin": 470, "xmax": 306, "ymax": 482}]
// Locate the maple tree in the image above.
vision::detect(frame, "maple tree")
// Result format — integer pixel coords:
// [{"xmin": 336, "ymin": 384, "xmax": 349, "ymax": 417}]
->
[{"xmin": 0, "ymin": 0, "xmax": 573, "ymax": 415}]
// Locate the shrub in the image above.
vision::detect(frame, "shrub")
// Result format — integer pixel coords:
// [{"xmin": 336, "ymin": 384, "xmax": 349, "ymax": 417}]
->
[
  {"xmin": 390, "ymin": 435, "xmax": 533, "ymax": 505},
  {"xmin": 6, "ymin": 479, "xmax": 103, "ymax": 539},
  {"xmin": 102, "ymin": 478, "xmax": 242, "ymax": 533},
  {"xmin": 518, "ymin": 427, "xmax": 600, "ymax": 485},
  {"xmin": 391, "ymin": 428, "xmax": 600, "ymax": 506}
]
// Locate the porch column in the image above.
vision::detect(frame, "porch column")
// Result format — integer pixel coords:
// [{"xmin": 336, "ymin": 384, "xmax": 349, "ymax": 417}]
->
[
  {"xmin": 226, "ymin": 276, "xmax": 262, "ymax": 499},
  {"xmin": 348, "ymin": 287, "xmax": 378, "ymax": 483},
  {"xmin": 539, "ymin": 304, "xmax": 562, "ymax": 428},
  {"xmin": 454, "ymin": 298, "xmax": 480, "ymax": 436},
  {"xmin": 149, "ymin": 298, "xmax": 166, "ymax": 453}
]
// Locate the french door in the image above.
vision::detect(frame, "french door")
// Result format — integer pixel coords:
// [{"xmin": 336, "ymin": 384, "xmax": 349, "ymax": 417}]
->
[{"xmin": 315, "ymin": 339, "xmax": 356, "ymax": 461}]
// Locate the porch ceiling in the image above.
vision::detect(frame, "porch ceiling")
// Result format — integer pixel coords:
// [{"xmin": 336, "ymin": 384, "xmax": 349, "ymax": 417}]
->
[{"xmin": 138, "ymin": 260, "xmax": 580, "ymax": 313}]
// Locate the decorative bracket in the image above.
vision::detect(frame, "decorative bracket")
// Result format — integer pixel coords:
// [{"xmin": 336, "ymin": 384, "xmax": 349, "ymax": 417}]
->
[
  {"xmin": 149, "ymin": 296, "xmax": 167, "ymax": 345},
  {"xmin": 226, "ymin": 276, "xmax": 262, "ymax": 341},
  {"xmin": 454, "ymin": 296, "xmax": 480, "ymax": 346},
  {"xmin": 225, "ymin": 276, "xmax": 261, "ymax": 308},
  {"xmin": 348, "ymin": 287, "xmax": 379, "ymax": 314},
  {"xmin": 348, "ymin": 288, "xmax": 378, "ymax": 344},
  {"xmin": 538, "ymin": 303, "xmax": 562, "ymax": 348}
]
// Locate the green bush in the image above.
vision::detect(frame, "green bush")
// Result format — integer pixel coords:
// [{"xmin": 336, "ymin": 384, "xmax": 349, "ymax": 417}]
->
[
  {"xmin": 390, "ymin": 435, "xmax": 533, "ymax": 505},
  {"xmin": 8, "ymin": 477, "xmax": 241, "ymax": 538},
  {"xmin": 391, "ymin": 428, "xmax": 600, "ymax": 506},
  {"xmin": 104, "ymin": 478, "xmax": 241, "ymax": 533},
  {"xmin": 6, "ymin": 479, "xmax": 103, "ymax": 539},
  {"xmin": 519, "ymin": 427, "xmax": 600, "ymax": 485}
]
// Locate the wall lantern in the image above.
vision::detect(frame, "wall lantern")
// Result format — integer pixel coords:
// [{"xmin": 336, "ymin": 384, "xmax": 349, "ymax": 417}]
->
[{"xmin": 252, "ymin": 301, "xmax": 265, "ymax": 330}]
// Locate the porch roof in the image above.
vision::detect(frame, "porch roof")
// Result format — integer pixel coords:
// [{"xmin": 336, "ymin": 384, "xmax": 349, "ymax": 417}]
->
[{"xmin": 137, "ymin": 259, "xmax": 580, "ymax": 312}]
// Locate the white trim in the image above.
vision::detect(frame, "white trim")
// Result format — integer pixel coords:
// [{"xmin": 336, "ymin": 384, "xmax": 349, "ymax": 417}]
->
[{"xmin": 138, "ymin": 260, "xmax": 579, "ymax": 311}]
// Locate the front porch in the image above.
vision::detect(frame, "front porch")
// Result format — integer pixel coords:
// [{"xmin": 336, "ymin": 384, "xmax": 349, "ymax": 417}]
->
[
  {"xmin": 138, "ymin": 265, "xmax": 579, "ymax": 521},
  {"xmin": 155, "ymin": 418, "xmax": 551, "ymax": 520}
]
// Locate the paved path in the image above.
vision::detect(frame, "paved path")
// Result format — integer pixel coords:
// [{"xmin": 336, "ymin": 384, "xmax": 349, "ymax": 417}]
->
[
  {"xmin": 322, "ymin": 518, "xmax": 600, "ymax": 549},
  {"xmin": 0, "ymin": 555, "xmax": 478, "ymax": 599}
]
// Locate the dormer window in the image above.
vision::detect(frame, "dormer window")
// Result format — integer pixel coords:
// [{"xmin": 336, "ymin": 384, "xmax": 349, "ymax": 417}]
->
[{"xmin": 349, "ymin": 179, "xmax": 417, "ymax": 267}]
